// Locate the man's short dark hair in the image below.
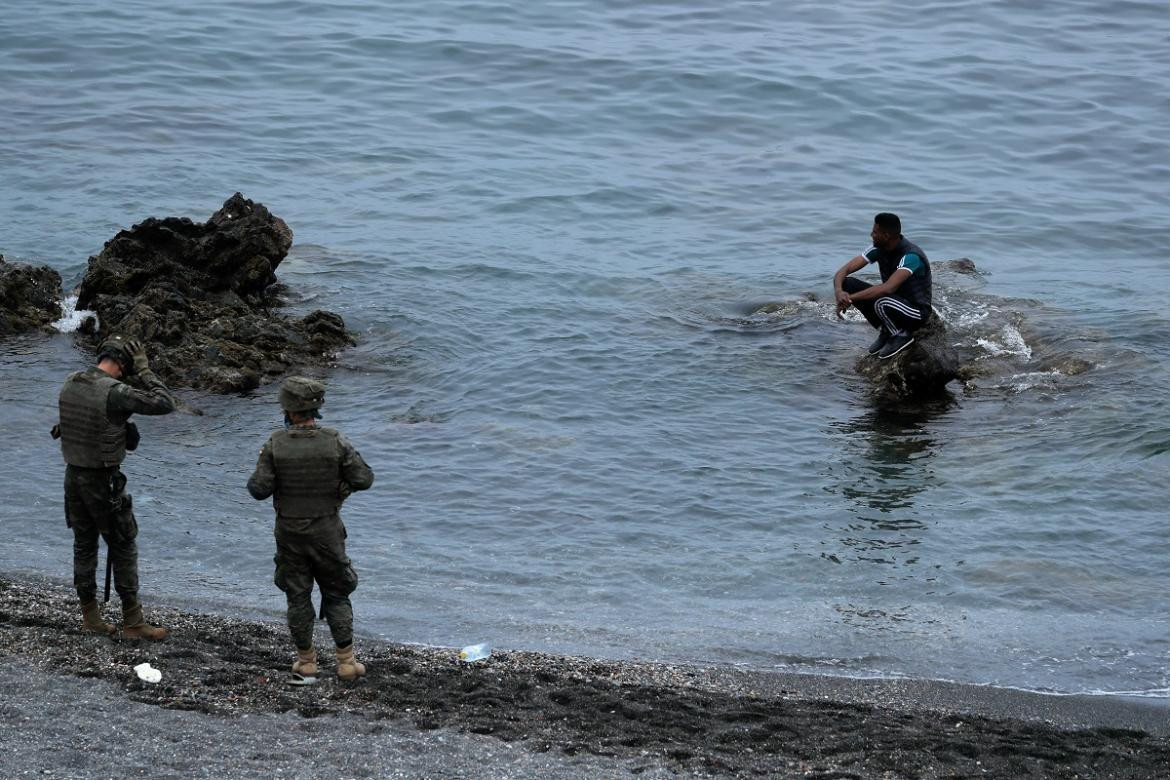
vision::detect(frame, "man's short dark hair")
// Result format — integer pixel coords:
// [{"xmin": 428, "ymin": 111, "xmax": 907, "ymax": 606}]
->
[{"xmin": 874, "ymin": 213, "xmax": 901, "ymax": 235}]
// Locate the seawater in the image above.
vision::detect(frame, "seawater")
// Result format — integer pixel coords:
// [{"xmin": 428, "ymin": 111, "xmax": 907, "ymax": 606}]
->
[{"xmin": 2, "ymin": 0, "xmax": 1168, "ymax": 696}]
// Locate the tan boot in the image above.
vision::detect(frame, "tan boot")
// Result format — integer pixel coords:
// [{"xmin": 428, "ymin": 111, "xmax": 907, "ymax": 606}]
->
[
  {"xmin": 292, "ymin": 648, "xmax": 318, "ymax": 677},
  {"xmin": 80, "ymin": 600, "xmax": 115, "ymax": 635},
  {"xmin": 336, "ymin": 645, "xmax": 366, "ymax": 680},
  {"xmin": 121, "ymin": 603, "xmax": 167, "ymax": 640}
]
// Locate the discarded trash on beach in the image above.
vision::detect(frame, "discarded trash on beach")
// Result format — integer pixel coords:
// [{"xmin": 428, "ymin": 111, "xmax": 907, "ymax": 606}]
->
[
  {"xmin": 133, "ymin": 662, "xmax": 162, "ymax": 683},
  {"xmin": 287, "ymin": 673, "xmax": 318, "ymax": 687},
  {"xmin": 459, "ymin": 643, "xmax": 491, "ymax": 662}
]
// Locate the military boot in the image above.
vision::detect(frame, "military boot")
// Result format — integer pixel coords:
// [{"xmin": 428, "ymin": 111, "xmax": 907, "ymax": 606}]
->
[
  {"xmin": 121, "ymin": 603, "xmax": 167, "ymax": 640},
  {"xmin": 336, "ymin": 645, "xmax": 366, "ymax": 680},
  {"xmin": 80, "ymin": 600, "xmax": 115, "ymax": 635},
  {"xmin": 292, "ymin": 648, "xmax": 318, "ymax": 677}
]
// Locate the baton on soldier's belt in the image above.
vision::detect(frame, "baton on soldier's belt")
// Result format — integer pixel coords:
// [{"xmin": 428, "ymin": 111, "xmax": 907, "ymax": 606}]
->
[
  {"xmin": 105, "ymin": 471, "xmax": 127, "ymax": 604},
  {"xmin": 104, "ymin": 482, "xmax": 115, "ymax": 604},
  {"xmin": 103, "ymin": 547, "xmax": 112, "ymax": 604}
]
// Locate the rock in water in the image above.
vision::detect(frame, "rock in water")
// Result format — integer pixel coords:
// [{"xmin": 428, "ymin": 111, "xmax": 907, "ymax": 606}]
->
[
  {"xmin": 0, "ymin": 256, "xmax": 64, "ymax": 336},
  {"xmin": 75, "ymin": 194, "xmax": 356, "ymax": 393},
  {"xmin": 934, "ymin": 257, "xmax": 980, "ymax": 275},
  {"xmin": 854, "ymin": 314, "xmax": 959, "ymax": 400}
]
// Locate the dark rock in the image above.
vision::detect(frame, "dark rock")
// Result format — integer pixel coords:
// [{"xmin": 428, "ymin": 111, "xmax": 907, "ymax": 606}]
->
[
  {"xmin": 0, "ymin": 256, "xmax": 64, "ymax": 336},
  {"xmin": 936, "ymin": 257, "xmax": 980, "ymax": 275},
  {"xmin": 854, "ymin": 314, "xmax": 959, "ymax": 400},
  {"xmin": 198, "ymin": 365, "xmax": 262, "ymax": 394},
  {"xmin": 75, "ymin": 194, "xmax": 355, "ymax": 392},
  {"xmin": 1042, "ymin": 356, "xmax": 1094, "ymax": 376},
  {"xmin": 300, "ymin": 310, "xmax": 349, "ymax": 348}
]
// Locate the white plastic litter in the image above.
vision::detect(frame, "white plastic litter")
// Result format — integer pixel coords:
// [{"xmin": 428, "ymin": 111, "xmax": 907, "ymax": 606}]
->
[
  {"xmin": 133, "ymin": 662, "xmax": 162, "ymax": 683},
  {"xmin": 459, "ymin": 643, "xmax": 491, "ymax": 662},
  {"xmin": 287, "ymin": 673, "xmax": 318, "ymax": 687}
]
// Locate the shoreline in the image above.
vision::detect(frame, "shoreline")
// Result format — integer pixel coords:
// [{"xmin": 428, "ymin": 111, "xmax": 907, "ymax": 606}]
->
[{"xmin": 2, "ymin": 573, "xmax": 1169, "ymax": 778}]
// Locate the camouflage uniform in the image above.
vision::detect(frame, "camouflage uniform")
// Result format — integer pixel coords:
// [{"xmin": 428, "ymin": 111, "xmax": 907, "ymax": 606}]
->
[
  {"xmin": 57, "ymin": 347, "xmax": 175, "ymax": 626},
  {"xmin": 247, "ymin": 379, "xmax": 374, "ymax": 659}
]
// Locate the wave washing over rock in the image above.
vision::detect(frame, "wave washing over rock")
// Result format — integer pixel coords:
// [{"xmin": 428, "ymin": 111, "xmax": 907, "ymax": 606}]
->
[
  {"xmin": 51, "ymin": 295, "xmax": 96, "ymax": 334},
  {"xmin": 69, "ymin": 193, "xmax": 355, "ymax": 393}
]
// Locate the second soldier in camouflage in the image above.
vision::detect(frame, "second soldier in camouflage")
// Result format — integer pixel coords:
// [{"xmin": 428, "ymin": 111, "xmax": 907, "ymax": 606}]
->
[{"xmin": 247, "ymin": 377, "xmax": 374, "ymax": 680}]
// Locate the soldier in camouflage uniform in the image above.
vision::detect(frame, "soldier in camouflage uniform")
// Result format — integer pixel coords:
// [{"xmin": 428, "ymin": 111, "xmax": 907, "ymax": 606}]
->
[
  {"xmin": 56, "ymin": 334, "xmax": 175, "ymax": 639},
  {"xmin": 247, "ymin": 377, "xmax": 374, "ymax": 680}
]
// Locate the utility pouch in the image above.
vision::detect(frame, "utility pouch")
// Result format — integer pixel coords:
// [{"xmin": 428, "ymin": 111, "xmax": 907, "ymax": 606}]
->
[
  {"xmin": 114, "ymin": 495, "xmax": 138, "ymax": 543},
  {"xmin": 108, "ymin": 471, "xmax": 128, "ymax": 513},
  {"xmin": 105, "ymin": 470, "xmax": 137, "ymax": 542},
  {"xmin": 50, "ymin": 424, "xmax": 61, "ymax": 440}
]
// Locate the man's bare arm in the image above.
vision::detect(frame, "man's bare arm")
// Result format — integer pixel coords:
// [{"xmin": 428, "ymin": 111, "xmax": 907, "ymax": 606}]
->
[{"xmin": 833, "ymin": 255, "xmax": 869, "ymax": 316}]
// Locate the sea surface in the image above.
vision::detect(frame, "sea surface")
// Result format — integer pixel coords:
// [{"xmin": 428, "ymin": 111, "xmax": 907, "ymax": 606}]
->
[{"xmin": 2, "ymin": 0, "xmax": 1168, "ymax": 696}]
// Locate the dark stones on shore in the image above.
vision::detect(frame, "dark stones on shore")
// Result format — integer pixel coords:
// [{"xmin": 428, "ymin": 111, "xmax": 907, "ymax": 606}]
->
[
  {"xmin": 74, "ymin": 193, "xmax": 355, "ymax": 393},
  {"xmin": 4, "ymin": 575, "xmax": 1169, "ymax": 779},
  {"xmin": 0, "ymin": 255, "xmax": 64, "ymax": 336}
]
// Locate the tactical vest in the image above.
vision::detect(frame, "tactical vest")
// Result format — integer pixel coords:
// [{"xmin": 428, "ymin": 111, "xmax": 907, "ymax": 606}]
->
[
  {"xmin": 874, "ymin": 237, "xmax": 932, "ymax": 313},
  {"xmin": 271, "ymin": 427, "xmax": 343, "ymax": 518},
  {"xmin": 58, "ymin": 370, "xmax": 126, "ymax": 468}
]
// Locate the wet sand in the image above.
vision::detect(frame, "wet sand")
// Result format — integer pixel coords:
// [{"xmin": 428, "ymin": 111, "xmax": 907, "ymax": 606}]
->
[{"xmin": 2, "ymin": 574, "xmax": 1169, "ymax": 779}]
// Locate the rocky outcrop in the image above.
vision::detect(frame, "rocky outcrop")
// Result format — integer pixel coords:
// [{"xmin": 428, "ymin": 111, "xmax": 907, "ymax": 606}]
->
[
  {"xmin": 934, "ymin": 257, "xmax": 980, "ymax": 275},
  {"xmin": 0, "ymin": 256, "xmax": 64, "ymax": 336},
  {"xmin": 854, "ymin": 314, "xmax": 959, "ymax": 400},
  {"xmin": 76, "ymin": 194, "xmax": 355, "ymax": 393}
]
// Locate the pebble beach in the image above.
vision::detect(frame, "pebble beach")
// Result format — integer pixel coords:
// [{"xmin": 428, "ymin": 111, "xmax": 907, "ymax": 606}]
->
[{"xmin": 3, "ymin": 574, "xmax": 1169, "ymax": 779}]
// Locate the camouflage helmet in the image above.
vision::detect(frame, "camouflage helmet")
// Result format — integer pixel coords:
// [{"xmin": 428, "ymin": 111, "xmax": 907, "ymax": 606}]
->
[
  {"xmin": 97, "ymin": 335, "xmax": 135, "ymax": 374},
  {"xmin": 279, "ymin": 376, "xmax": 326, "ymax": 413}
]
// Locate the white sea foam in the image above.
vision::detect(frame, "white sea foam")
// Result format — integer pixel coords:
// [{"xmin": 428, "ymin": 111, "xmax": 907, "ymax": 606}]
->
[
  {"xmin": 52, "ymin": 295, "xmax": 98, "ymax": 333},
  {"xmin": 932, "ymin": 290, "xmax": 987, "ymax": 328},
  {"xmin": 955, "ymin": 305, "xmax": 990, "ymax": 328},
  {"xmin": 976, "ymin": 324, "xmax": 1032, "ymax": 360},
  {"xmin": 819, "ymin": 304, "xmax": 864, "ymax": 323},
  {"xmin": 755, "ymin": 298, "xmax": 850, "ymax": 322}
]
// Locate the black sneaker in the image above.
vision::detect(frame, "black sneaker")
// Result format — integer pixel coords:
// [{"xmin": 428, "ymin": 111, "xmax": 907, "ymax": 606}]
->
[
  {"xmin": 878, "ymin": 332, "xmax": 915, "ymax": 360},
  {"xmin": 867, "ymin": 330, "xmax": 891, "ymax": 355}
]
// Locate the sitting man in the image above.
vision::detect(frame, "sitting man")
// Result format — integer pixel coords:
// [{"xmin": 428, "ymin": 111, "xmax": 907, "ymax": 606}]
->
[{"xmin": 832, "ymin": 213, "xmax": 932, "ymax": 359}]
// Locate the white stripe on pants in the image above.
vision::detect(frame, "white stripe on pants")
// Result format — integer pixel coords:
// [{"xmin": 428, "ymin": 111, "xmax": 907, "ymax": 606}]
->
[{"xmin": 874, "ymin": 296, "xmax": 923, "ymax": 333}]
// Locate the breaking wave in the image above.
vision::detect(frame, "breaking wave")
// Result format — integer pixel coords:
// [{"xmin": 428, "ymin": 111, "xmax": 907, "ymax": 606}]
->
[{"xmin": 52, "ymin": 296, "xmax": 97, "ymax": 334}]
